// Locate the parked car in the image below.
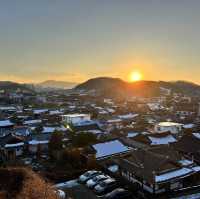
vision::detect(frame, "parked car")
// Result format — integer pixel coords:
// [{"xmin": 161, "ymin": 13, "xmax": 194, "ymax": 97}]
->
[
  {"xmin": 94, "ymin": 178, "xmax": 118, "ymax": 195},
  {"xmin": 86, "ymin": 174, "xmax": 110, "ymax": 189},
  {"xmin": 78, "ymin": 170, "xmax": 101, "ymax": 183},
  {"xmin": 104, "ymin": 188, "xmax": 132, "ymax": 199},
  {"xmin": 55, "ymin": 189, "xmax": 66, "ymax": 199}
]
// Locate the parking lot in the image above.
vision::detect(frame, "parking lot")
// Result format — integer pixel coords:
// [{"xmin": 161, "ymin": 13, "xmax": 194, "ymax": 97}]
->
[
  {"xmin": 56, "ymin": 179, "xmax": 99, "ymax": 199},
  {"xmin": 64, "ymin": 183, "xmax": 99, "ymax": 199},
  {"xmin": 55, "ymin": 175, "xmax": 137, "ymax": 199}
]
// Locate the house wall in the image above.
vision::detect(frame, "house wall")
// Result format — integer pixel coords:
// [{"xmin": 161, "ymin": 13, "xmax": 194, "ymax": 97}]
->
[
  {"xmin": 119, "ymin": 169, "xmax": 183, "ymax": 194},
  {"xmin": 15, "ymin": 147, "xmax": 23, "ymax": 156},
  {"xmin": 62, "ymin": 114, "xmax": 91, "ymax": 124},
  {"xmin": 29, "ymin": 144, "xmax": 48, "ymax": 154}
]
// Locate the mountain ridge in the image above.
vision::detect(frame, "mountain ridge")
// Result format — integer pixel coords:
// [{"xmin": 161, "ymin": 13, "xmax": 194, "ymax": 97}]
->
[
  {"xmin": 37, "ymin": 80, "xmax": 78, "ymax": 89},
  {"xmin": 0, "ymin": 81, "xmax": 34, "ymax": 93},
  {"xmin": 75, "ymin": 77, "xmax": 200, "ymax": 97}
]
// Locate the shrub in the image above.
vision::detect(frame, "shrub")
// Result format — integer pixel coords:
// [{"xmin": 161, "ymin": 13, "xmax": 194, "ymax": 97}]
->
[{"xmin": 0, "ymin": 167, "xmax": 59, "ymax": 199}]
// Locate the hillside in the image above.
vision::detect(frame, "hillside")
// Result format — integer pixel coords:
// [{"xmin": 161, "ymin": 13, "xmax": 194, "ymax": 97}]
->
[
  {"xmin": 75, "ymin": 77, "xmax": 200, "ymax": 97},
  {"xmin": 38, "ymin": 80, "xmax": 78, "ymax": 89},
  {"xmin": 0, "ymin": 81, "xmax": 34, "ymax": 93},
  {"xmin": 0, "ymin": 167, "xmax": 57, "ymax": 199}
]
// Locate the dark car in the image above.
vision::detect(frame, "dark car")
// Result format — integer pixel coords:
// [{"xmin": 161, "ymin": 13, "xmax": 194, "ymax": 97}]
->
[
  {"xmin": 94, "ymin": 178, "xmax": 118, "ymax": 196},
  {"xmin": 104, "ymin": 188, "xmax": 132, "ymax": 199}
]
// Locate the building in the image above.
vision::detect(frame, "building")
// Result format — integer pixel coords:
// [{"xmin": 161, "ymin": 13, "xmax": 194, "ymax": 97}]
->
[
  {"xmin": 108, "ymin": 148, "xmax": 200, "ymax": 195},
  {"xmin": 91, "ymin": 139, "xmax": 132, "ymax": 160},
  {"xmin": 127, "ymin": 132, "xmax": 177, "ymax": 148},
  {"xmin": 0, "ymin": 133, "xmax": 24, "ymax": 161},
  {"xmin": 155, "ymin": 122, "xmax": 183, "ymax": 135},
  {"xmin": 174, "ymin": 133, "xmax": 200, "ymax": 164},
  {"xmin": 61, "ymin": 113, "xmax": 91, "ymax": 125},
  {"xmin": 0, "ymin": 120, "xmax": 14, "ymax": 137}
]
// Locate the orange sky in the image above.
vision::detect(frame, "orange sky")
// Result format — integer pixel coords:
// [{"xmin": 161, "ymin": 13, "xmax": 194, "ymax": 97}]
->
[{"xmin": 1, "ymin": 1, "xmax": 200, "ymax": 84}]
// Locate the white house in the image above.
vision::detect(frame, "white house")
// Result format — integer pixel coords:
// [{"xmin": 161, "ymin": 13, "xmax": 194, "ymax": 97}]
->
[
  {"xmin": 155, "ymin": 122, "xmax": 183, "ymax": 135},
  {"xmin": 61, "ymin": 114, "xmax": 91, "ymax": 125}
]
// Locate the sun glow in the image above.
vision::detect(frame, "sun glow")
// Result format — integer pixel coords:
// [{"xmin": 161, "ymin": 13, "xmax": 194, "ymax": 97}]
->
[{"xmin": 130, "ymin": 71, "xmax": 142, "ymax": 82}]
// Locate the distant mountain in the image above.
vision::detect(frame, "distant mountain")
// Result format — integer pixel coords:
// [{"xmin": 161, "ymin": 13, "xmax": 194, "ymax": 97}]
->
[
  {"xmin": 75, "ymin": 77, "xmax": 200, "ymax": 97},
  {"xmin": 38, "ymin": 80, "xmax": 78, "ymax": 89},
  {"xmin": 0, "ymin": 81, "xmax": 34, "ymax": 93}
]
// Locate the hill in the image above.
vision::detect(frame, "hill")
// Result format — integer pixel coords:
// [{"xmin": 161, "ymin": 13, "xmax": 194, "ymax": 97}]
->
[
  {"xmin": 75, "ymin": 77, "xmax": 200, "ymax": 97},
  {"xmin": 38, "ymin": 80, "xmax": 78, "ymax": 89},
  {"xmin": 0, "ymin": 81, "xmax": 34, "ymax": 93}
]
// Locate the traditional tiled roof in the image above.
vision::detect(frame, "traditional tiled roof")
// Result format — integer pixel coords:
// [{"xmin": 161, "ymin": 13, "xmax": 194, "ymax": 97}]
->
[
  {"xmin": 131, "ymin": 131, "xmax": 177, "ymax": 146},
  {"xmin": 174, "ymin": 133, "xmax": 200, "ymax": 154},
  {"xmin": 0, "ymin": 133, "xmax": 24, "ymax": 147},
  {"xmin": 115, "ymin": 149, "xmax": 182, "ymax": 184}
]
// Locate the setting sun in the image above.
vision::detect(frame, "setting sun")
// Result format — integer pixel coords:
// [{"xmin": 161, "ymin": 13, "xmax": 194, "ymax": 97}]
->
[{"xmin": 130, "ymin": 71, "xmax": 142, "ymax": 82}]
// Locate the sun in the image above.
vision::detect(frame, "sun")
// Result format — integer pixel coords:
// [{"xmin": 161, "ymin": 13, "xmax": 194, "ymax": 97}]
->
[{"xmin": 130, "ymin": 71, "xmax": 142, "ymax": 82}]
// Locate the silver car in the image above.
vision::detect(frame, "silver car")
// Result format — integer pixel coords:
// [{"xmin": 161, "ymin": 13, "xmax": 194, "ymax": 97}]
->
[
  {"xmin": 78, "ymin": 170, "xmax": 101, "ymax": 183},
  {"xmin": 86, "ymin": 174, "xmax": 110, "ymax": 189}
]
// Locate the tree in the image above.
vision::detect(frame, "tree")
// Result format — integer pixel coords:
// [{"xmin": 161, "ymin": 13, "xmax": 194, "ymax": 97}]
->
[
  {"xmin": 72, "ymin": 132, "xmax": 97, "ymax": 147},
  {"xmin": 135, "ymin": 117, "xmax": 149, "ymax": 131},
  {"xmin": 48, "ymin": 131, "xmax": 63, "ymax": 158},
  {"xmin": 36, "ymin": 144, "xmax": 42, "ymax": 159}
]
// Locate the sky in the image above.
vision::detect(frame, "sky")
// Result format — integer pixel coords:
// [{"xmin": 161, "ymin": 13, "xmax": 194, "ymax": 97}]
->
[{"xmin": 1, "ymin": 0, "xmax": 200, "ymax": 83}]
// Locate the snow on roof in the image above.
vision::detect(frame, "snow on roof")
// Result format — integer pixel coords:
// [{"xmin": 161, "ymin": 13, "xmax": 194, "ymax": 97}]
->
[
  {"xmin": 99, "ymin": 110, "xmax": 108, "ymax": 114},
  {"xmin": 24, "ymin": 119, "xmax": 42, "ymax": 125},
  {"xmin": 30, "ymin": 127, "xmax": 36, "ymax": 131},
  {"xmin": 95, "ymin": 106, "xmax": 104, "ymax": 110},
  {"xmin": 62, "ymin": 113, "xmax": 90, "ymax": 118},
  {"xmin": 74, "ymin": 120, "xmax": 95, "ymax": 126},
  {"xmin": 0, "ymin": 120, "xmax": 14, "ymax": 127},
  {"xmin": 57, "ymin": 126, "xmax": 67, "ymax": 131},
  {"xmin": 149, "ymin": 135, "xmax": 177, "ymax": 145},
  {"xmin": 106, "ymin": 108, "xmax": 115, "ymax": 113},
  {"xmin": 0, "ymin": 106, "xmax": 16, "ymax": 111},
  {"xmin": 192, "ymin": 166, "xmax": 200, "ymax": 172},
  {"xmin": 93, "ymin": 140, "xmax": 130, "ymax": 159},
  {"xmin": 193, "ymin": 133, "xmax": 200, "ymax": 140},
  {"xmin": 29, "ymin": 140, "xmax": 49, "ymax": 145},
  {"xmin": 42, "ymin": 127, "xmax": 56, "ymax": 133},
  {"xmin": 107, "ymin": 119, "xmax": 122, "ymax": 123},
  {"xmin": 49, "ymin": 110, "xmax": 63, "ymax": 115},
  {"xmin": 68, "ymin": 105, "xmax": 76, "ymax": 109},
  {"xmin": 127, "ymin": 132, "xmax": 139, "ymax": 138},
  {"xmin": 155, "ymin": 168, "xmax": 193, "ymax": 183},
  {"xmin": 178, "ymin": 159, "xmax": 193, "ymax": 166},
  {"xmin": 158, "ymin": 122, "xmax": 183, "ymax": 127},
  {"xmin": 33, "ymin": 109, "xmax": 48, "ymax": 114},
  {"xmin": 183, "ymin": 124, "xmax": 195, "ymax": 129},
  {"xmin": 87, "ymin": 130, "xmax": 105, "ymax": 135},
  {"xmin": 118, "ymin": 113, "xmax": 138, "ymax": 120},
  {"xmin": 147, "ymin": 103, "xmax": 163, "ymax": 111},
  {"xmin": 5, "ymin": 142, "xmax": 24, "ymax": 148}
]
